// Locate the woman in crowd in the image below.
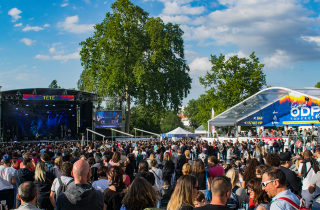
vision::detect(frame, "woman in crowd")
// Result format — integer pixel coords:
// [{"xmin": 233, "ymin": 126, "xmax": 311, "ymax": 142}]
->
[
  {"xmin": 185, "ymin": 150, "xmax": 191, "ymax": 163},
  {"xmin": 34, "ymin": 161, "xmax": 55, "ymax": 210},
  {"xmin": 150, "ymin": 159, "xmax": 163, "ymax": 208},
  {"xmin": 162, "ymin": 152, "xmax": 175, "ymax": 184},
  {"xmin": 247, "ymin": 178, "xmax": 271, "ymax": 210},
  {"xmin": 136, "ymin": 150, "xmax": 144, "ymax": 168},
  {"xmin": 242, "ymin": 158, "xmax": 260, "ymax": 189},
  {"xmin": 182, "ymin": 163, "xmax": 193, "ymax": 175},
  {"xmin": 53, "ymin": 156, "xmax": 63, "ymax": 178},
  {"xmin": 109, "ymin": 152, "xmax": 121, "ymax": 166},
  {"xmin": 117, "ymin": 161, "xmax": 130, "ymax": 185},
  {"xmin": 125, "ymin": 154, "xmax": 135, "ymax": 183},
  {"xmin": 121, "ymin": 177, "xmax": 158, "ymax": 210},
  {"xmin": 191, "ymin": 159, "xmax": 206, "ymax": 197},
  {"xmin": 103, "ymin": 166, "xmax": 127, "ymax": 210},
  {"xmin": 88, "ymin": 157, "xmax": 98, "ymax": 184},
  {"xmin": 226, "ymin": 168, "xmax": 249, "ymax": 208},
  {"xmin": 92, "ymin": 166, "xmax": 110, "ymax": 193},
  {"xmin": 252, "ymin": 144, "xmax": 263, "ymax": 163},
  {"xmin": 147, "ymin": 153, "xmax": 156, "ymax": 169},
  {"xmin": 167, "ymin": 175, "xmax": 199, "ymax": 210}
]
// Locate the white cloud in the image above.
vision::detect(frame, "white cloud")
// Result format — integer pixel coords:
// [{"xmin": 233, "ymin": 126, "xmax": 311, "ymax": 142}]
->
[
  {"xmin": 104, "ymin": 1, "xmax": 107, "ymax": 4},
  {"xmin": 43, "ymin": 23, "xmax": 50, "ymax": 27},
  {"xmin": 16, "ymin": 73, "xmax": 31, "ymax": 80},
  {"xmin": 57, "ymin": 15, "xmax": 94, "ymax": 34},
  {"xmin": 162, "ymin": 2, "xmax": 205, "ymax": 15},
  {"xmin": 261, "ymin": 50, "xmax": 291, "ymax": 69},
  {"xmin": 35, "ymin": 51, "xmax": 80, "ymax": 62},
  {"xmin": 83, "ymin": 0, "xmax": 91, "ymax": 3},
  {"xmin": 20, "ymin": 38, "xmax": 36, "ymax": 46},
  {"xmin": 49, "ymin": 43, "xmax": 65, "ymax": 54},
  {"xmin": 188, "ymin": 57, "xmax": 212, "ymax": 75},
  {"xmin": 8, "ymin": 8, "xmax": 22, "ymax": 22},
  {"xmin": 61, "ymin": 3, "xmax": 69, "ymax": 7},
  {"xmin": 14, "ymin": 23, "xmax": 22, "ymax": 27},
  {"xmin": 22, "ymin": 25, "xmax": 44, "ymax": 32},
  {"xmin": 185, "ymin": 49, "xmax": 198, "ymax": 61},
  {"xmin": 225, "ymin": 51, "xmax": 248, "ymax": 60},
  {"xmin": 302, "ymin": 36, "xmax": 320, "ymax": 46},
  {"xmin": 29, "ymin": 17, "xmax": 34, "ymax": 20}
]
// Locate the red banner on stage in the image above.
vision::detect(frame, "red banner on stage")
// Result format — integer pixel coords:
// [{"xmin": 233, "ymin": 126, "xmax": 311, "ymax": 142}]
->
[{"xmin": 23, "ymin": 94, "xmax": 74, "ymax": 101}]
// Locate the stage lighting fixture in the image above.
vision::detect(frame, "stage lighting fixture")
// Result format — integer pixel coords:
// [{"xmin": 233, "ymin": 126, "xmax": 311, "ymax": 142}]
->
[
  {"xmin": 72, "ymin": 114, "xmax": 75, "ymax": 116},
  {"xmin": 45, "ymin": 105, "xmax": 48, "ymax": 107},
  {"xmin": 71, "ymin": 105, "xmax": 73, "ymax": 107},
  {"xmin": 26, "ymin": 105, "xmax": 29, "ymax": 107},
  {"xmin": 26, "ymin": 114, "xmax": 28, "ymax": 116},
  {"xmin": 69, "ymin": 109, "xmax": 71, "ymax": 110},
  {"xmin": 16, "ymin": 108, "xmax": 18, "ymax": 110},
  {"xmin": 19, "ymin": 114, "xmax": 21, "ymax": 116},
  {"xmin": 53, "ymin": 105, "xmax": 56, "ymax": 107}
]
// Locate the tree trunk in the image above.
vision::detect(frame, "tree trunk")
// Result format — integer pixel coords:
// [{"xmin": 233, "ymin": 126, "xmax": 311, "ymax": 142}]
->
[{"xmin": 125, "ymin": 87, "xmax": 130, "ymax": 133}]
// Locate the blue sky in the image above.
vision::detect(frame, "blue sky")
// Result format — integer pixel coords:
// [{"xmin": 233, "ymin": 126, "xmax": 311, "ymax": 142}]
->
[{"xmin": 1, "ymin": 0, "xmax": 320, "ymax": 105}]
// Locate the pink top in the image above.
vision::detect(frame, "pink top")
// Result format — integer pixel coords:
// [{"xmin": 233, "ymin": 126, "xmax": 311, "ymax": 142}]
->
[{"xmin": 208, "ymin": 166, "xmax": 225, "ymax": 179}]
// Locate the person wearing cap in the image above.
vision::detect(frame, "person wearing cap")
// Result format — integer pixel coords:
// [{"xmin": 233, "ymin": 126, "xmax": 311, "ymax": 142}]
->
[
  {"xmin": 279, "ymin": 152, "xmax": 301, "ymax": 195},
  {"xmin": 0, "ymin": 155, "xmax": 16, "ymax": 209}
]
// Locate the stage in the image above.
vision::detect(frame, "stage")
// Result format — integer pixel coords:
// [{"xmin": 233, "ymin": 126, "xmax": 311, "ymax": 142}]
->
[{"xmin": 0, "ymin": 88, "xmax": 98, "ymax": 142}]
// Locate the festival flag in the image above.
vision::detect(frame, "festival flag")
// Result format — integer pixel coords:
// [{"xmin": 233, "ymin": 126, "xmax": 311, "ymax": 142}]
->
[{"xmin": 211, "ymin": 108, "xmax": 215, "ymax": 134}]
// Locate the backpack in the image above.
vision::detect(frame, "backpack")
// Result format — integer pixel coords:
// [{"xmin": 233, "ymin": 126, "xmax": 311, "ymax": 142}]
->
[
  {"xmin": 227, "ymin": 187, "xmax": 240, "ymax": 209},
  {"xmin": 56, "ymin": 178, "xmax": 74, "ymax": 197},
  {"xmin": 273, "ymin": 142, "xmax": 279, "ymax": 148}
]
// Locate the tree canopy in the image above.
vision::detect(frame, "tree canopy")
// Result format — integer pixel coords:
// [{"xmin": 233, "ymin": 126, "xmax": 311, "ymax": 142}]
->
[
  {"xmin": 48, "ymin": 80, "xmax": 61, "ymax": 89},
  {"xmin": 315, "ymin": 82, "xmax": 320, "ymax": 88},
  {"xmin": 78, "ymin": 0, "xmax": 192, "ymax": 132},
  {"xmin": 160, "ymin": 111, "xmax": 184, "ymax": 133}
]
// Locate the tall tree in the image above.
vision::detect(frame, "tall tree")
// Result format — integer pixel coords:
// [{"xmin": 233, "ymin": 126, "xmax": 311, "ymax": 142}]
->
[
  {"xmin": 183, "ymin": 99, "xmax": 200, "ymax": 128},
  {"xmin": 130, "ymin": 105, "xmax": 161, "ymax": 134},
  {"xmin": 199, "ymin": 52, "xmax": 266, "ymax": 109},
  {"xmin": 315, "ymin": 82, "xmax": 320, "ymax": 88},
  {"xmin": 161, "ymin": 111, "xmax": 184, "ymax": 133},
  {"xmin": 78, "ymin": 0, "xmax": 192, "ymax": 133},
  {"xmin": 48, "ymin": 80, "xmax": 61, "ymax": 89}
]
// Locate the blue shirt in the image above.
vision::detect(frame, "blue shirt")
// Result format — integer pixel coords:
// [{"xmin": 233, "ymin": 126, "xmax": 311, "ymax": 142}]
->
[{"xmin": 271, "ymin": 190, "xmax": 300, "ymax": 210}]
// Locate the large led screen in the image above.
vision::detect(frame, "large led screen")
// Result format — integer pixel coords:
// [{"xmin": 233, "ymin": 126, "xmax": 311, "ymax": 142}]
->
[{"xmin": 95, "ymin": 111, "xmax": 122, "ymax": 128}]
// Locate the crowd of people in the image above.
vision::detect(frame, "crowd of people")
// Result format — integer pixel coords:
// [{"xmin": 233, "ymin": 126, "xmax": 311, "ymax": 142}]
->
[{"xmin": 0, "ymin": 137, "xmax": 320, "ymax": 210}]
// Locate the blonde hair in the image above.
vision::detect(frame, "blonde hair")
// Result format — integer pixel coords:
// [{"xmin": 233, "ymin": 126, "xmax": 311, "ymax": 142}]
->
[
  {"xmin": 149, "ymin": 153, "xmax": 156, "ymax": 160},
  {"xmin": 182, "ymin": 163, "xmax": 193, "ymax": 175},
  {"xmin": 164, "ymin": 152, "xmax": 171, "ymax": 161},
  {"xmin": 35, "ymin": 162, "xmax": 46, "ymax": 182},
  {"xmin": 167, "ymin": 175, "xmax": 196, "ymax": 210},
  {"xmin": 255, "ymin": 144, "xmax": 262, "ymax": 154},
  {"xmin": 185, "ymin": 150, "xmax": 190, "ymax": 158},
  {"xmin": 55, "ymin": 156, "xmax": 63, "ymax": 169},
  {"xmin": 226, "ymin": 168, "xmax": 239, "ymax": 188}
]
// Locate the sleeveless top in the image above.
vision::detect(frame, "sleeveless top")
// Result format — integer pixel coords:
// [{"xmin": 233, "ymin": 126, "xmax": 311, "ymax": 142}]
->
[{"xmin": 254, "ymin": 203, "xmax": 270, "ymax": 210}]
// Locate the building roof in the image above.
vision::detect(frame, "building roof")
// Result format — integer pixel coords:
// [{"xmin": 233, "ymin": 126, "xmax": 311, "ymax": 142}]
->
[{"xmin": 208, "ymin": 87, "xmax": 320, "ymax": 126}]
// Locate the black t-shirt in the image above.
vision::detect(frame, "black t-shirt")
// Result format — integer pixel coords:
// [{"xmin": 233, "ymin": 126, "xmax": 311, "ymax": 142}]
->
[
  {"xmin": 104, "ymin": 185, "xmax": 126, "ymax": 210},
  {"xmin": 191, "ymin": 171, "xmax": 206, "ymax": 190},
  {"xmin": 34, "ymin": 171, "xmax": 55, "ymax": 199},
  {"xmin": 195, "ymin": 204, "xmax": 231, "ymax": 210},
  {"xmin": 135, "ymin": 172, "xmax": 155, "ymax": 186}
]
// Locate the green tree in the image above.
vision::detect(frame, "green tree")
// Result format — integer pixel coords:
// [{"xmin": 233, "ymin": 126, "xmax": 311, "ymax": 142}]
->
[
  {"xmin": 130, "ymin": 105, "xmax": 161, "ymax": 134},
  {"xmin": 315, "ymin": 82, "xmax": 320, "ymax": 88},
  {"xmin": 48, "ymin": 80, "xmax": 61, "ymax": 89},
  {"xmin": 183, "ymin": 99, "xmax": 200, "ymax": 128},
  {"xmin": 161, "ymin": 111, "xmax": 184, "ymax": 133},
  {"xmin": 199, "ymin": 52, "xmax": 266, "ymax": 109},
  {"xmin": 78, "ymin": 0, "xmax": 192, "ymax": 133}
]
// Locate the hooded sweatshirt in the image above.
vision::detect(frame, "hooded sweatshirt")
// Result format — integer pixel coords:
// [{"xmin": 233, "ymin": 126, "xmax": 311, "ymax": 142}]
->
[
  {"xmin": 14, "ymin": 168, "xmax": 34, "ymax": 188},
  {"xmin": 56, "ymin": 182, "xmax": 104, "ymax": 210}
]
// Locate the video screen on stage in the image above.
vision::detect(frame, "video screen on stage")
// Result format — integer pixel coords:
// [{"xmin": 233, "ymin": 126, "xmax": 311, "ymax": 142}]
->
[{"xmin": 95, "ymin": 111, "xmax": 122, "ymax": 128}]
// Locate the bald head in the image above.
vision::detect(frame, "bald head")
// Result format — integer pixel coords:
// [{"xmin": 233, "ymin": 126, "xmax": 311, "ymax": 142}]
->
[{"xmin": 72, "ymin": 159, "xmax": 91, "ymax": 184}]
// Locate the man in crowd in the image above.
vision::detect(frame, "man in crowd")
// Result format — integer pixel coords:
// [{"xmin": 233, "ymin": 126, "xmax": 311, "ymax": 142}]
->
[
  {"xmin": 299, "ymin": 150, "xmax": 319, "ymax": 208},
  {"xmin": 19, "ymin": 153, "xmax": 35, "ymax": 171},
  {"xmin": 0, "ymin": 155, "xmax": 16, "ymax": 209},
  {"xmin": 226, "ymin": 146, "xmax": 235, "ymax": 164},
  {"xmin": 278, "ymin": 152, "xmax": 301, "ymax": 195},
  {"xmin": 175, "ymin": 148, "xmax": 186, "ymax": 180},
  {"xmin": 16, "ymin": 182, "xmax": 40, "ymax": 210},
  {"xmin": 56, "ymin": 159, "xmax": 104, "ymax": 210},
  {"xmin": 195, "ymin": 176, "xmax": 232, "ymax": 210},
  {"xmin": 262, "ymin": 167, "xmax": 300, "ymax": 210}
]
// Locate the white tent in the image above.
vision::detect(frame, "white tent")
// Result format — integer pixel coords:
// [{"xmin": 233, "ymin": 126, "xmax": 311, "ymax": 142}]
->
[
  {"xmin": 167, "ymin": 127, "xmax": 194, "ymax": 135},
  {"xmin": 195, "ymin": 125, "xmax": 207, "ymax": 135}
]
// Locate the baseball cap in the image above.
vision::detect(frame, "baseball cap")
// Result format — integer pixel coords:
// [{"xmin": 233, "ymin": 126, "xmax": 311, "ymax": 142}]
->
[
  {"xmin": 279, "ymin": 152, "xmax": 292, "ymax": 162},
  {"xmin": 3, "ymin": 155, "xmax": 10, "ymax": 161}
]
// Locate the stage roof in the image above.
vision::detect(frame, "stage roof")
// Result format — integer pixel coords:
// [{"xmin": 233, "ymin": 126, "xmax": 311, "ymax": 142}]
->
[
  {"xmin": 0, "ymin": 88, "xmax": 98, "ymax": 101},
  {"xmin": 208, "ymin": 87, "xmax": 320, "ymax": 126}
]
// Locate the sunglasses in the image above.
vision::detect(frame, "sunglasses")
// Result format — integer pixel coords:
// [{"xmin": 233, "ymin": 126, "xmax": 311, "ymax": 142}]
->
[{"xmin": 261, "ymin": 179, "xmax": 278, "ymax": 188}]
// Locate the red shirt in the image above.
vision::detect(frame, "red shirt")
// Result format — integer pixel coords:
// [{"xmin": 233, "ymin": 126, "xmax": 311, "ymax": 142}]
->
[
  {"xmin": 208, "ymin": 165, "xmax": 225, "ymax": 179},
  {"xmin": 11, "ymin": 158, "xmax": 22, "ymax": 170}
]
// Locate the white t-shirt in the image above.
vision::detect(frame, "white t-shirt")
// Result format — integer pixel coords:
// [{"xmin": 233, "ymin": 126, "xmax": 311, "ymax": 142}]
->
[
  {"xmin": 51, "ymin": 176, "xmax": 74, "ymax": 192},
  {"xmin": 92, "ymin": 179, "xmax": 110, "ymax": 193},
  {"xmin": 150, "ymin": 168, "xmax": 163, "ymax": 192},
  {"xmin": 299, "ymin": 162, "xmax": 316, "ymax": 190},
  {"xmin": 268, "ymin": 140, "xmax": 273, "ymax": 147},
  {"xmin": 0, "ymin": 166, "xmax": 15, "ymax": 190}
]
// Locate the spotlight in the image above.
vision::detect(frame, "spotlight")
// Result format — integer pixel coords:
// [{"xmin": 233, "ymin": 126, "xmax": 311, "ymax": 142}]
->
[
  {"xmin": 26, "ymin": 105, "xmax": 29, "ymax": 107},
  {"xmin": 69, "ymin": 109, "xmax": 71, "ymax": 110},
  {"xmin": 53, "ymin": 105, "xmax": 56, "ymax": 107},
  {"xmin": 45, "ymin": 105, "xmax": 48, "ymax": 107},
  {"xmin": 16, "ymin": 108, "xmax": 18, "ymax": 110}
]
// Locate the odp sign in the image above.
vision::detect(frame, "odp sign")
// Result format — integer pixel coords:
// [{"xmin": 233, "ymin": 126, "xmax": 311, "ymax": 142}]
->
[{"xmin": 291, "ymin": 106, "xmax": 320, "ymax": 117}]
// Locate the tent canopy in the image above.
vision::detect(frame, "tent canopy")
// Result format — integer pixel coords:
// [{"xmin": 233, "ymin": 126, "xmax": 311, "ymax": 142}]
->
[
  {"xmin": 195, "ymin": 125, "xmax": 207, "ymax": 134},
  {"xmin": 208, "ymin": 87, "xmax": 320, "ymax": 127},
  {"xmin": 161, "ymin": 127, "xmax": 198, "ymax": 137}
]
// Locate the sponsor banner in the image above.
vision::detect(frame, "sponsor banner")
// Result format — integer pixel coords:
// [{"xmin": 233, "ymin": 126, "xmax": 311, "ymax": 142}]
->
[
  {"xmin": 237, "ymin": 93, "xmax": 320, "ymax": 126},
  {"xmin": 23, "ymin": 94, "xmax": 74, "ymax": 101}
]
